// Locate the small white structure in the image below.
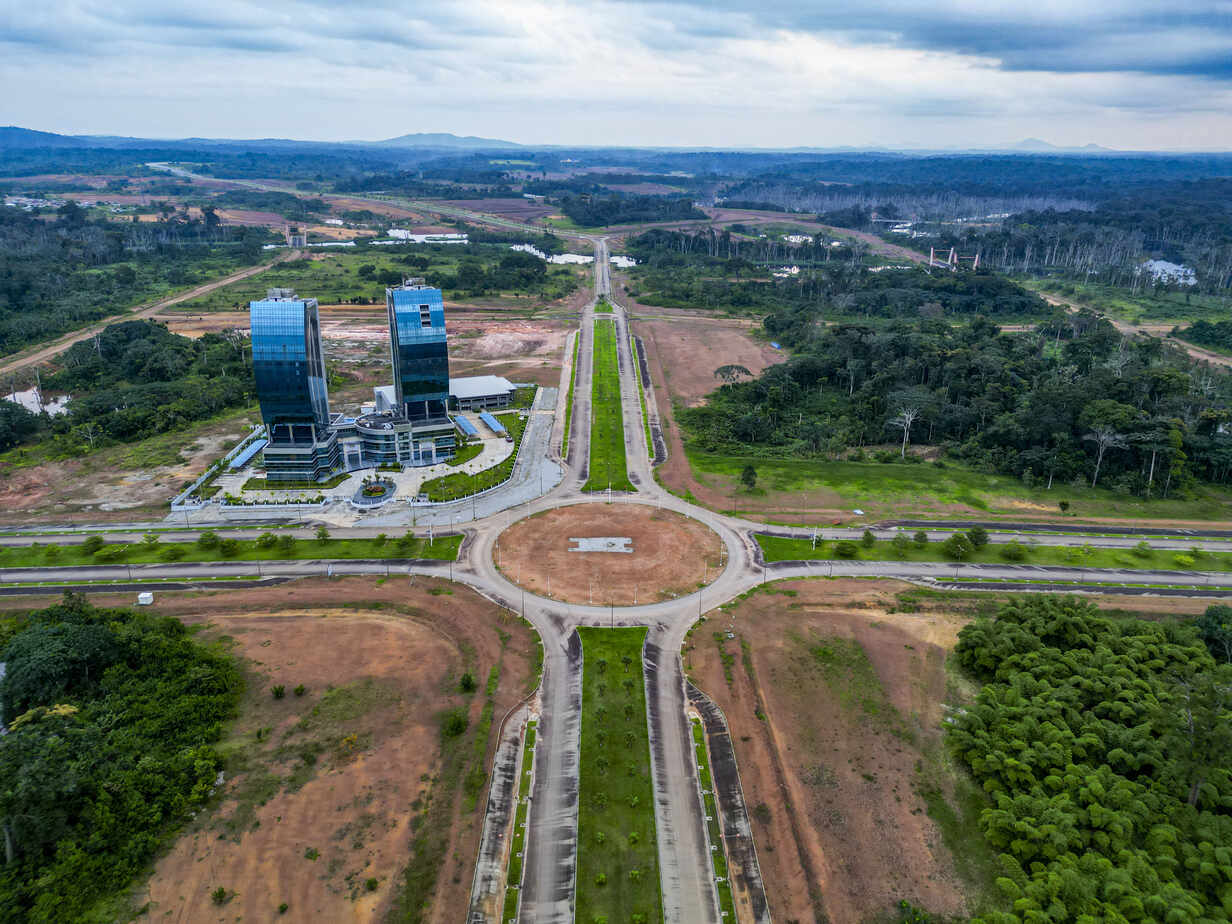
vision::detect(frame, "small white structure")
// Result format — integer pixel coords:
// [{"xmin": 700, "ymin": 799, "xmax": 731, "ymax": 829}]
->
[
  {"xmin": 1139, "ymin": 259, "xmax": 1197, "ymax": 286},
  {"xmin": 136, "ymin": 592, "xmax": 154, "ymax": 606},
  {"xmin": 569, "ymin": 537, "xmax": 634, "ymax": 553},
  {"xmin": 450, "ymin": 375, "xmax": 516, "ymax": 411}
]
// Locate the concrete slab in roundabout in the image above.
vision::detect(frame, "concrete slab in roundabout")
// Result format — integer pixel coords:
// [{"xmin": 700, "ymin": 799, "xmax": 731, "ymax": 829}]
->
[{"xmin": 494, "ymin": 503, "xmax": 723, "ymax": 605}]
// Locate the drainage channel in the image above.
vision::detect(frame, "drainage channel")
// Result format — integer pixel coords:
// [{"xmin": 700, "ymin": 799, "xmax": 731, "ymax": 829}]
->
[{"xmin": 687, "ymin": 684, "xmax": 772, "ymax": 923}]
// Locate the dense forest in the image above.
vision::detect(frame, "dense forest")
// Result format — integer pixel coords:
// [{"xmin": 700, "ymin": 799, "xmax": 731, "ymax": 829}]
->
[
  {"xmin": 210, "ymin": 189, "xmax": 330, "ymax": 221},
  {"xmin": 0, "ymin": 594, "xmax": 240, "ymax": 921},
  {"xmin": 626, "ymin": 230, "xmax": 1048, "ymax": 318},
  {"xmin": 0, "ymin": 202, "xmax": 267, "ymax": 356},
  {"xmin": 682, "ymin": 308, "xmax": 1232, "ymax": 493},
  {"xmin": 15, "ymin": 320, "xmax": 255, "ymax": 454},
  {"xmin": 558, "ymin": 194, "xmax": 705, "ymax": 227},
  {"xmin": 951, "ymin": 597, "xmax": 1232, "ymax": 923}
]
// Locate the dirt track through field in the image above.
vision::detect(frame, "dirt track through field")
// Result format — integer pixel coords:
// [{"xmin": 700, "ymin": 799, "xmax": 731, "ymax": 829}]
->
[{"xmin": 0, "ymin": 250, "xmax": 301, "ymax": 378}]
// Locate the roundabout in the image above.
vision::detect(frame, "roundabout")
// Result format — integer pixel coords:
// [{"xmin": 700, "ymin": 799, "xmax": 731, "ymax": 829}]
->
[{"xmin": 493, "ymin": 502, "xmax": 723, "ymax": 605}]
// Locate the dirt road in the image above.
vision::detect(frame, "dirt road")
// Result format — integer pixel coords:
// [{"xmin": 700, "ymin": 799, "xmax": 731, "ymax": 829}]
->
[
  {"xmin": 0, "ymin": 250, "xmax": 300, "ymax": 378},
  {"xmin": 1039, "ymin": 292, "xmax": 1232, "ymax": 368}
]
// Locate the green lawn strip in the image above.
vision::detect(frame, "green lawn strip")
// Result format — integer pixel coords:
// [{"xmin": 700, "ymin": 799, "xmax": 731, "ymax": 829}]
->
[
  {"xmin": 563, "ymin": 331, "xmax": 580, "ymax": 459},
  {"xmin": 420, "ymin": 413, "xmax": 528, "ymax": 501},
  {"xmin": 0, "ymin": 534, "xmax": 461, "ymax": 568},
  {"xmin": 583, "ymin": 319, "xmax": 634, "ymax": 493},
  {"xmin": 755, "ymin": 534, "xmax": 1232, "ymax": 572},
  {"xmin": 685, "ymin": 449, "xmax": 1232, "ymax": 522},
  {"xmin": 595, "ymin": 298, "xmax": 614, "ymax": 314},
  {"xmin": 576, "ymin": 627, "xmax": 663, "ymax": 923},
  {"xmin": 242, "ymin": 472, "xmax": 351, "ymax": 491},
  {"xmin": 630, "ymin": 331, "xmax": 653, "ymax": 460},
  {"xmin": 691, "ymin": 719, "xmax": 736, "ymax": 918},
  {"xmin": 447, "ymin": 443, "xmax": 484, "ymax": 467}
]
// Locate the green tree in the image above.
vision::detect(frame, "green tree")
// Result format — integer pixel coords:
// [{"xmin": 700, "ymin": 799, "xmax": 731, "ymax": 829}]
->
[{"xmin": 739, "ymin": 465, "xmax": 757, "ymax": 490}]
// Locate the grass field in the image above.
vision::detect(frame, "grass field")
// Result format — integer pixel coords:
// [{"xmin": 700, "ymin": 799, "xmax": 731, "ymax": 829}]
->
[
  {"xmin": 241, "ymin": 472, "xmax": 351, "ymax": 491},
  {"xmin": 583, "ymin": 319, "xmax": 634, "ymax": 492},
  {"xmin": 631, "ymin": 332, "xmax": 652, "ymax": 460},
  {"xmin": 447, "ymin": 443, "xmax": 484, "ymax": 467},
  {"xmin": 575, "ymin": 627, "xmax": 662, "ymax": 923},
  {"xmin": 691, "ymin": 718, "xmax": 735, "ymax": 918},
  {"xmin": 687, "ymin": 450, "xmax": 1232, "ymax": 523},
  {"xmin": 0, "ymin": 534, "xmax": 461, "ymax": 568},
  {"xmin": 755, "ymin": 533, "xmax": 1232, "ymax": 571},
  {"xmin": 172, "ymin": 245, "xmax": 578, "ymax": 311},
  {"xmin": 420, "ymin": 412, "xmax": 527, "ymax": 501},
  {"xmin": 502, "ymin": 720, "xmax": 537, "ymax": 923}
]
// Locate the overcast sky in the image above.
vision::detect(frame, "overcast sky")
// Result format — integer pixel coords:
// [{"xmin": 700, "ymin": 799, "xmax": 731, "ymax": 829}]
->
[{"xmin": 3, "ymin": 1, "xmax": 1231, "ymax": 150}]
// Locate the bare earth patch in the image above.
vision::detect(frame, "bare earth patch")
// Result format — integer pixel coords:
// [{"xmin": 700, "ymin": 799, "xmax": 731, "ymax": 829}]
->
[
  {"xmin": 496, "ymin": 504, "xmax": 722, "ymax": 604},
  {"xmin": 127, "ymin": 576, "xmax": 537, "ymax": 924},
  {"xmin": 687, "ymin": 579, "xmax": 972, "ymax": 923}
]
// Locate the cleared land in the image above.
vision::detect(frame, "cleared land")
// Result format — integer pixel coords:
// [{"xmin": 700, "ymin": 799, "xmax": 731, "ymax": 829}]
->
[
  {"xmin": 126, "ymin": 576, "xmax": 539, "ymax": 924},
  {"xmin": 494, "ymin": 504, "xmax": 721, "ymax": 605},
  {"xmin": 575, "ymin": 627, "xmax": 662, "ymax": 923},
  {"xmin": 583, "ymin": 318, "xmax": 633, "ymax": 492},
  {"xmin": 685, "ymin": 580, "xmax": 986, "ymax": 922}
]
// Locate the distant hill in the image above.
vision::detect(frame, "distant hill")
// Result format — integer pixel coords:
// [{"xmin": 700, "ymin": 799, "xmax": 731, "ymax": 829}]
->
[
  {"xmin": 0, "ymin": 126, "xmax": 88, "ymax": 149},
  {"xmin": 368, "ymin": 132, "xmax": 522, "ymax": 150}
]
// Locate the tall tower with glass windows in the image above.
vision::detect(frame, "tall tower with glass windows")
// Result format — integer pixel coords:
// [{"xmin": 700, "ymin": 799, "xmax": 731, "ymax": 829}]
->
[{"xmin": 387, "ymin": 278, "xmax": 450, "ymax": 422}]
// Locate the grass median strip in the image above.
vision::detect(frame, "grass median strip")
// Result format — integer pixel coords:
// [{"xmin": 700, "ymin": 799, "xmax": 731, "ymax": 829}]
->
[
  {"xmin": 583, "ymin": 319, "xmax": 634, "ymax": 493},
  {"xmin": 756, "ymin": 533, "xmax": 1232, "ymax": 573},
  {"xmin": 631, "ymin": 332, "xmax": 652, "ymax": 461},
  {"xmin": 691, "ymin": 718, "xmax": 735, "ymax": 918},
  {"xmin": 576, "ymin": 627, "xmax": 662, "ymax": 922},
  {"xmin": 0, "ymin": 533, "xmax": 461, "ymax": 569}
]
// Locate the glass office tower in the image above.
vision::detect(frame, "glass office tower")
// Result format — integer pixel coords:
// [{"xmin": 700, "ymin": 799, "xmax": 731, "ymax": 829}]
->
[
  {"xmin": 250, "ymin": 289, "xmax": 340, "ymax": 481},
  {"xmin": 387, "ymin": 280, "xmax": 450, "ymax": 422}
]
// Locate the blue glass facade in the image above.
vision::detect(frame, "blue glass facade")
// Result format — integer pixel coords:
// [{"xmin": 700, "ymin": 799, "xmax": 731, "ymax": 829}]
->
[
  {"xmin": 250, "ymin": 291, "xmax": 339, "ymax": 481},
  {"xmin": 387, "ymin": 283, "xmax": 450, "ymax": 423}
]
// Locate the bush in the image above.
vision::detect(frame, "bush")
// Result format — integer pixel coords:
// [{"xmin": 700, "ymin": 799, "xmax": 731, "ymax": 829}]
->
[
  {"xmin": 197, "ymin": 530, "xmax": 220, "ymax": 550},
  {"xmin": 293, "ymin": 684, "xmax": 306, "ymax": 696},
  {"xmin": 315, "ymin": 526, "xmax": 330, "ymax": 543},
  {"xmin": 441, "ymin": 708, "xmax": 468, "ymax": 738},
  {"xmin": 365, "ymin": 878, "xmax": 378, "ymax": 892},
  {"xmin": 941, "ymin": 533, "xmax": 975, "ymax": 560},
  {"xmin": 1174, "ymin": 554, "xmax": 1196, "ymax": 569},
  {"xmin": 966, "ymin": 526, "xmax": 989, "ymax": 549},
  {"xmin": 81, "ymin": 534, "xmax": 105, "ymax": 555},
  {"xmin": 211, "ymin": 887, "xmax": 228, "ymax": 905},
  {"xmin": 1133, "ymin": 540, "xmax": 1153, "ymax": 558},
  {"xmin": 271, "ymin": 684, "xmax": 285, "ymax": 699},
  {"xmin": 999, "ymin": 541, "xmax": 1028, "ymax": 561},
  {"xmin": 891, "ymin": 534, "xmax": 911, "ymax": 559},
  {"xmin": 277, "ymin": 534, "xmax": 296, "ymax": 554},
  {"xmin": 160, "ymin": 545, "xmax": 186, "ymax": 562},
  {"xmin": 217, "ymin": 538, "xmax": 240, "ymax": 557},
  {"xmin": 256, "ymin": 532, "xmax": 278, "ymax": 549},
  {"xmin": 1058, "ymin": 500, "xmax": 1070, "ymax": 512},
  {"xmin": 833, "ymin": 541, "xmax": 859, "ymax": 559},
  {"xmin": 459, "ymin": 672, "xmax": 477, "ymax": 693},
  {"xmin": 142, "ymin": 532, "xmax": 160, "ymax": 547},
  {"xmin": 861, "ymin": 529, "xmax": 876, "ymax": 548},
  {"xmin": 913, "ymin": 530, "xmax": 928, "ymax": 548},
  {"xmin": 374, "ymin": 533, "xmax": 387, "ymax": 546},
  {"xmin": 279, "ymin": 903, "xmax": 289, "ymax": 914}
]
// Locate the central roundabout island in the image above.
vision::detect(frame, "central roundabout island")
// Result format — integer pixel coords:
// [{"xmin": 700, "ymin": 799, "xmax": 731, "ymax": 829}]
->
[{"xmin": 494, "ymin": 503, "xmax": 724, "ymax": 606}]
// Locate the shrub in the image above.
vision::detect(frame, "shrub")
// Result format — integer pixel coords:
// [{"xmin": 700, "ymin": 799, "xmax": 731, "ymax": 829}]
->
[
  {"xmin": 304, "ymin": 847, "xmax": 319, "ymax": 860},
  {"xmin": 293, "ymin": 684, "xmax": 306, "ymax": 696},
  {"xmin": 861, "ymin": 529, "xmax": 876, "ymax": 548},
  {"xmin": 913, "ymin": 530, "xmax": 928, "ymax": 548},
  {"xmin": 459, "ymin": 672, "xmax": 477, "ymax": 693},
  {"xmin": 1133, "ymin": 540, "xmax": 1153, "ymax": 558},
  {"xmin": 365, "ymin": 878, "xmax": 378, "ymax": 892},
  {"xmin": 197, "ymin": 530, "xmax": 220, "ymax": 550},
  {"xmin": 160, "ymin": 545, "xmax": 186, "ymax": 562},
  {"xmin": 142, "ymin": 532, "xmax": 160, "ymax": 547},
  {"xmin": 271, "ymin": 685, "xmax": 286, "ymax": 699},
  {"xmin": 315, "ymin": 526, "xmax": 330, "ymax": 543},
  {"xmin": 277, "ymin": 534, "xmax": 296, "ymax": 553},
  {"xmin": 441, "ymin": 708, "xmax": 468, "ymax": 738},
  {"xmin": 44, "ymin": 545, "xmax": 60, "ymax": 562},
  {"xmin": 374, "ymin": 533, "xmax": 388, "ymax": 546},
  {"xmin": 999, "ymin": 541, "xmax": 1027, "ymax": 561},
  {"xmin": 1058, "ymin": 500, "xmax": 1070, "ymax": 512},
  {"xmin": 966, "ymin": 526, "xmax": 989, "ymax": 549},
  {"xmin": 941, "ymin": 533, "xmax": 975, "ymax": 560},
  {"xmin": 256, "ymin": 532, "xmax": 278, "ymax": 549},
  {"xmin": 211, "ymin": 887, "xmax": 228, "ymax": 905},
  {"xmin": 278, "ymin": 903, "xmax": 289, "ymax": 914},
  {"xmin": 833, "ymin": 541, "xmax": 859, "ymax": 559},
  {"xmin": 1174, "ymin": 554, "xmax": 1196, "ymax": 569},
  {"xmin": 217, "ymin": 538, "xmax": 240, "ymax": 557},
  {"xmin": 891, "ymin": 534, "xmax": 910, "ymax": 559},
  {"xmin": 81, "ymin": 535, "xmax": 105, "ymax": 555}
]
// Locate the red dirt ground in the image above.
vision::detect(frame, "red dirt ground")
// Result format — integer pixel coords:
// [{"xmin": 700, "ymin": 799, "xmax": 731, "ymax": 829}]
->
[
  {"xmin": 117, "ymin": 576, "xmax": 537, "ymax": 924},
  {"xmin": 687, "ymin": 579, "xmax": 972, "ymax": 923},
  {"xmin": 495, "ymin": 504, "xmax": 722, "ymax": 605}
]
